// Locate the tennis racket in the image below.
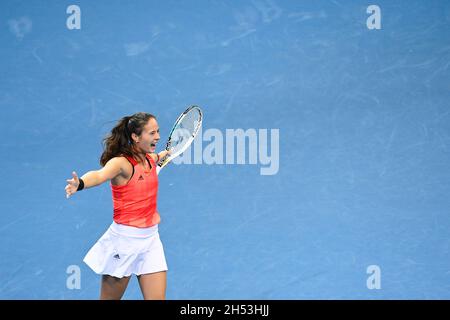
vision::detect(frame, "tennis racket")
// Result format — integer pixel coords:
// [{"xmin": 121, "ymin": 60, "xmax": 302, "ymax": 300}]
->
[{"xmin": 156, "ymin": 105, "xmax": 203, "ymax": 174}]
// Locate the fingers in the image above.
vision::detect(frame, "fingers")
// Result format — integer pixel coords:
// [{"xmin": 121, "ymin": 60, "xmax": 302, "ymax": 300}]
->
[
  {"xmin": 65, "ymin": 185, "xmax": 71, "ymax": 198},
  {"xmin": 65, "ymin": 183, "xmax": 76, "ymax": 199},
  {"xmin": 66, "ymin": 179, "xmax": 78, "ymax": 186},
  {"xmin": 65, "ymin": 170, "xmax": 81, "ymax": 199},
  {"xmin": 66, "ymin": 189, "xmax": 75, "ymax": 198}
]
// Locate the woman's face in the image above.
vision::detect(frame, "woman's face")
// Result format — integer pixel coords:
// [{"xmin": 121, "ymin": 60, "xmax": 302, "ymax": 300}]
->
[{"xmin": 133, "ymin": 117, "xmax": 160, "ymax": 154}]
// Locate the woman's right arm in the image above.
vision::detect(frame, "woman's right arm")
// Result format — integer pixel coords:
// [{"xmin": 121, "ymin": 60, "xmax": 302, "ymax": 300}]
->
[{"xmin": 65, "ymin": 157, "xmax": 123, "ymax": 198}]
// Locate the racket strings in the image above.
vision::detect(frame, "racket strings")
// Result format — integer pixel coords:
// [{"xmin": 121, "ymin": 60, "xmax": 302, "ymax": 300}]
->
[{"xmin": 168, "ymin": 108, "xmax": 201, "ymax": 155}]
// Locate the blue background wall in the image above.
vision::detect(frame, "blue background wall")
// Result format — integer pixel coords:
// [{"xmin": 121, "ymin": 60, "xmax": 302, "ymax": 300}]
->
[{"xmin": 0, "ymin": 0, "xmax": 449, "ymax": 299}]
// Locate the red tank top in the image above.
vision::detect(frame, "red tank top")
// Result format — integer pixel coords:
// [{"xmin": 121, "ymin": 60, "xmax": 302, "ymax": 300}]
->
[{"xmin": 111, "ymin": 154, "xmax": 160, "ymax": 228}]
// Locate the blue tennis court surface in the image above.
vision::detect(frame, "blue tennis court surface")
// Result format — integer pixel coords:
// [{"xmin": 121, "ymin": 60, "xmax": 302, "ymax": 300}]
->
[{"xmin": 0, "ymin": 0, "xmax": 449, "ymax": 299}]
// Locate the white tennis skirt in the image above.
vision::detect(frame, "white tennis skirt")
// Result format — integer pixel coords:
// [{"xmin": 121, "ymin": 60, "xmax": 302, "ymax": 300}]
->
[{"xmin": 83, "ymin": 222, "xmax": 168, "ymax": 278}]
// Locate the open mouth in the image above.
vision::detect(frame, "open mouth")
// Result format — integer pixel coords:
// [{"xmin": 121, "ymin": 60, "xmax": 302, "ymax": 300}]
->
[{"xmin": 150, "ymin": 143, "xmax": 157, "ymax": 148}]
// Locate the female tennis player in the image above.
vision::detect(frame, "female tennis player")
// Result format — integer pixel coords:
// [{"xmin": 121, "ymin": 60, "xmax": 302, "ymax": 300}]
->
[{"xmin": 65, "ymin": 112, "xmax": 170, "ymax": 300}]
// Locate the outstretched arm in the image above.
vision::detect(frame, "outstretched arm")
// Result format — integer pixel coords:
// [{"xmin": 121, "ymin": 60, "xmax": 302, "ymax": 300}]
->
[{"xmin": 65, "ymin": 157, "xmax": 123, "ymax": 198}]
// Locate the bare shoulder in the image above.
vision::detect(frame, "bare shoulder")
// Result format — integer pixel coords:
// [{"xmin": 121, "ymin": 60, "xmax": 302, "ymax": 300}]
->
[
  {"xmin": 102, "ymin": 156, "xmax": 130, "ymax": 173},
  {"xmin": 109, "ymin": 156, "xmax": 132, "ymax": 170},
  {"xmin": 107, "ymin": 156, "xmax": 133, "ymax": 181},
  {"xmin": 105, "ymin": 156, "xmax": 127, "ymax": 166}
]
